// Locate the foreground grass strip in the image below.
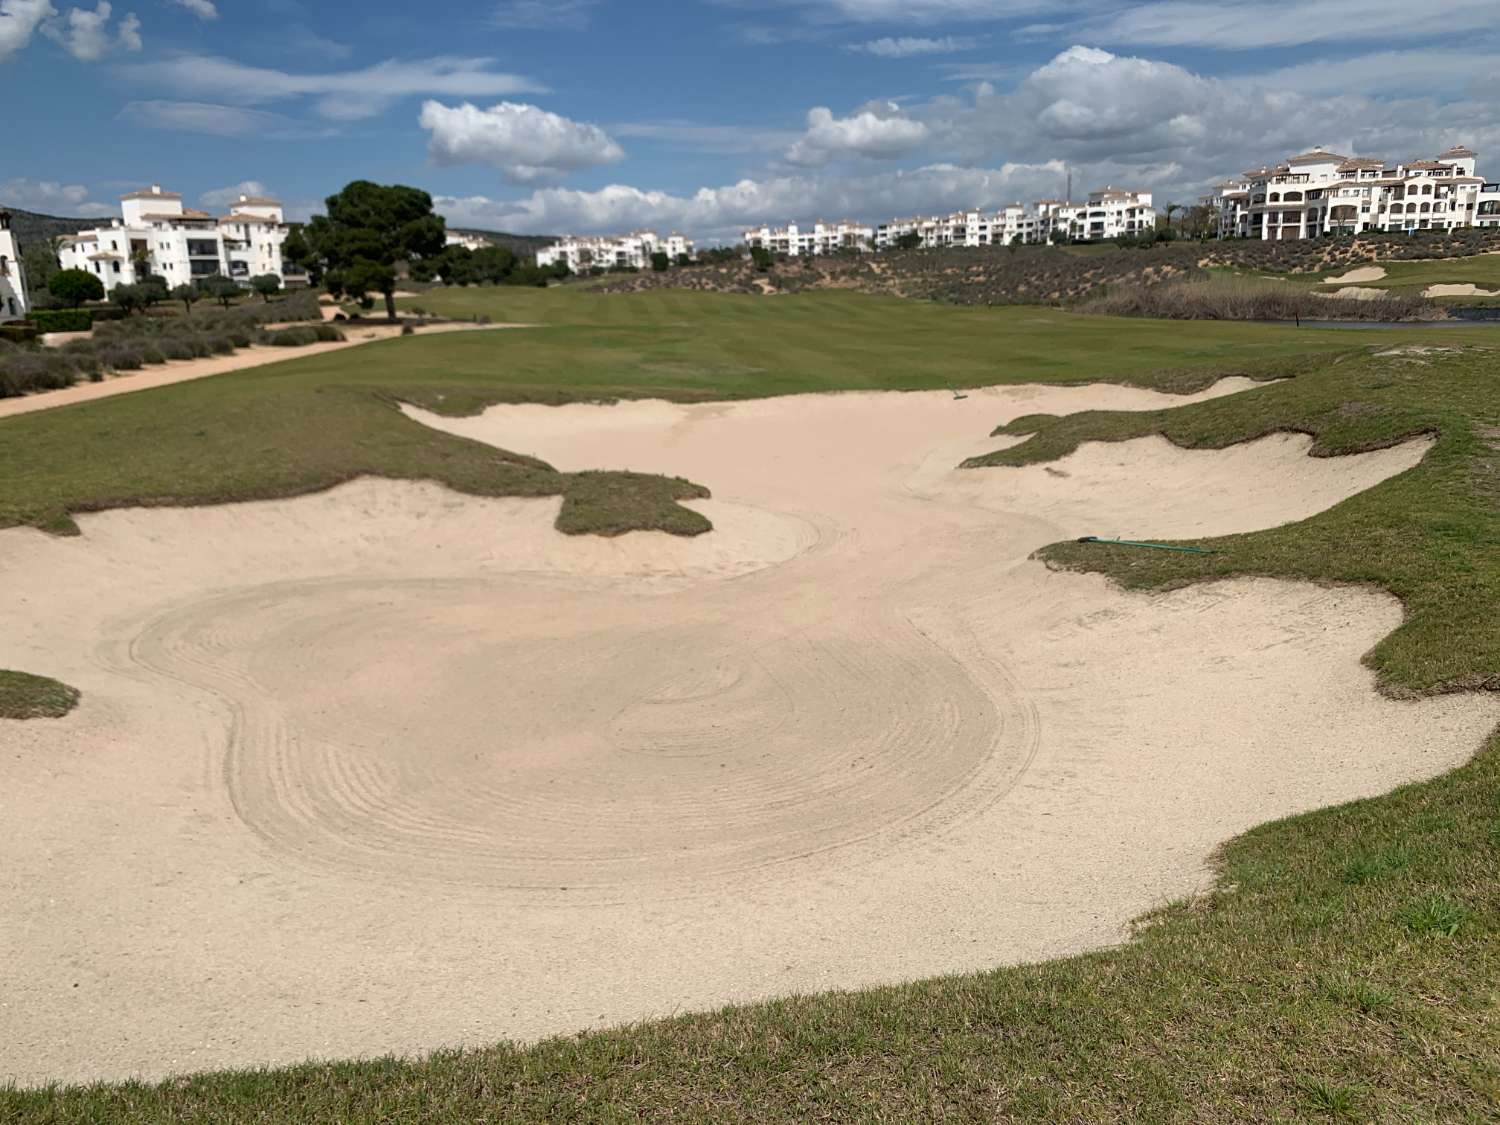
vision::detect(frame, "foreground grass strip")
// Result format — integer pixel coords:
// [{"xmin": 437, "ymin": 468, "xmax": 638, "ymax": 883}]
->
[
  {"xmin": 7, "ymin": 726, "xmax": 1497, "ymax": 1122},
  {"xmin": 0, "ymin": 670, "xmax": 80, "ymax": 720},
  {"xmin": 965, "ymin": 345, "xmax": 1500, "ymax": 695}
]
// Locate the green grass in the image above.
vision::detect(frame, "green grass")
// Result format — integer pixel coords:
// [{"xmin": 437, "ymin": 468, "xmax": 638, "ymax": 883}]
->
[
  {"xmin": 5, "ymin": 287, "xmax": 1500, "ymax": 1121},
  {"xmin": 1219, "ymin": 253, "xmax": 1500, "ymax": 297},
  {"xmin": 0, "ymin": 670, "xmax": 79, "ymax": 720},
  {"xmin": 966, "ymin": 345, "xmax": 1500, "ymax": 694},
  {"xmin": 11, "ymin": 289, "xmax": 1480, "ymax": 541}
]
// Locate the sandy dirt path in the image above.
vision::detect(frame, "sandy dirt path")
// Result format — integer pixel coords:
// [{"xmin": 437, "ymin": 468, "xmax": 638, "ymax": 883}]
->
[
  {"xmin": 3, "ymin": 378, "xmax": 1496, "ymax": 1085},
  {"xmin": 0, "ymin": 322, "xmax": 522, "ymax": 421}
]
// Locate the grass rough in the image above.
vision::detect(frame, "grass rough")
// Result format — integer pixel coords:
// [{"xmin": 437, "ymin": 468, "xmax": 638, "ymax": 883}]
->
[{"xmin": 0, "ymin": 670, "xmax": 80, "ymax": 720}]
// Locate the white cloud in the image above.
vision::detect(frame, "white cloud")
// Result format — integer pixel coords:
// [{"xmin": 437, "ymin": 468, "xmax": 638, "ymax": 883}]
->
[
  {"xmin": 169, "ymin": 0, "xmax": 216, "ymax": 18},
  {"xmin": 199, "ymin": 181, "xmax": 272, "ymax": 208},
  {"xmin": 848, "ymin": 35, "xmax": 981, "ymax": 57},
  {"xmin": 1096, "ymin": 0, "xmax": 1500, "ymax": 49},
  {"xmin": 0, "ymin": 0, "xmax": 54, "ymax": 62},
  {"xmin": 44, "ymin": 0, "xmax": 137, "ymax": 60},
  {"xmin": 786, "ymin": 105, "xmax": 927, "ymax": 166},
  {"xmin": 491, "ymin": 0, "xmax": 597, "ymax": 29},
  {"xmin": 433, "ymin": 42, "xmax": 1500, "ymax": 242},
  {"xmin": 433, "ymin": 159, "xmax": 1064, "ymax": 240},
  {"xmin": 120, "ymin": 55, "xmax": 545, "ymax": 121},
  {"xmin": 419, "ymin": 100, "xmax": 624, "ymax": 184},
  {"xmin": 120, "ymin": 99, "xmax": 331, "ymax": 138},
  {"xmin": 0, "ymin": 177, "xmax": 112, "ymax": 216}
]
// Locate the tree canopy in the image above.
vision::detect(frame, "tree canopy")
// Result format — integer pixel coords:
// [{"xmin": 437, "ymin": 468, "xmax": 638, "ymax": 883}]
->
[
  {"xmin": 48, "ymin": 268, "xmax": 104, "ymax": 308},
  {"xmin": 301, "ymin": 182, "xmax": 446, "ymax": 320}
]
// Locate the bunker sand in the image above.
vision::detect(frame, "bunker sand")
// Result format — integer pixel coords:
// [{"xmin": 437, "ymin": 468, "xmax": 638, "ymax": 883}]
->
[{"xmin": 4, "ymin": 379, "xmax": 1496, "ymax": 1085}]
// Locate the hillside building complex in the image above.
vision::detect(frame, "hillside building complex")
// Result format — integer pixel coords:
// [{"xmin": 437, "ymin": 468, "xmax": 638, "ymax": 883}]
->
[
  {"xmin": 0, "ymin": 210, "xmax": 28, "ymax": 322},
  {"xmin": 56, "ymin": 185, "xmax": 304, "ymax": 293},
  {"xmin": 535, "ymin": 230, "xmax": 694, "ymax": 272},
  {"xmin": 1212, "ymin": 146, "xmax": 1500, "ymax": 240},
  {"xmin": 743, "ymin": 188, "xmax": 1155, "ymax": 257}
]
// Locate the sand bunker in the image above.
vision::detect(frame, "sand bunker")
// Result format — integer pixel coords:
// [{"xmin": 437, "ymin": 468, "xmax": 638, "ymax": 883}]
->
[
  {"xmin": 1323, "ymin": 266, "xmax": 1387, "ymax": 284},
  {"xmin": 1423, "ymin": 283, "xmax": 1500, "ymax": 298},
  {"xmin": 4, "ymin": 379, "xmax": 1495, "ymax": 1086}
]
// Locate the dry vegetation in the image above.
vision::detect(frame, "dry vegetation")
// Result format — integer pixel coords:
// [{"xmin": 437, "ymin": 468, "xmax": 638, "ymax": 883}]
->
[
  {"xmin": 593, "ymin": 229, "xmax": 1500, "ymax": 315},
  {"xmin": 0, "ymin": 292, "xmax": 341, "ymax": 399}
]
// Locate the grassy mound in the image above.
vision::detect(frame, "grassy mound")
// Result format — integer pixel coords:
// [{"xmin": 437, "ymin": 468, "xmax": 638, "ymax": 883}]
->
[
  {"xmin": 965, "ymin": 345, "xmax": 1499, "ymax": 694},
  {"xmin": 0, "ymin": 670, "xmax": 80, "ymax": 720},
  {"xmin": 1079, "ymin": 277, "xmax": 1435, "ymax": 321}
]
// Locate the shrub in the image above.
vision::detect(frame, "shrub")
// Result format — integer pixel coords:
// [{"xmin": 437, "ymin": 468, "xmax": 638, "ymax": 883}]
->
[
  {"xmin": 26, "ymin": 309, "xmax": 93, "ymax": 332},
  {"xmin": 48, "ymin": 269, "xmax": 105, "ymax": 308},
  {"xmin": 401, "ymin": 324, "xmax": 415, "ymax": 336},
  {"xmin": 0, "ymin": 323, "xmax": 39, "ymax": 344},
  {"xmin": 100, "ymin": 344, "xmax": 145, "ymax": 371},
  {"xmin": 259, "ymin": 324, "xmax": 344, "ymax": 347},
  {"xmin": 0, "ymin": 351, "xmax": 79, "ymax": 397}
]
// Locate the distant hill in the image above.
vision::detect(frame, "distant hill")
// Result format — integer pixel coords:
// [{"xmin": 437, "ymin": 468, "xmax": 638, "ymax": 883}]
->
[
  {"xmin": 0, "ymin": 206, "xmax": 96, "ymax": 250},
  {"xmin": 450, "ymin": 228, "xmax": 556, "ymax": 259}
]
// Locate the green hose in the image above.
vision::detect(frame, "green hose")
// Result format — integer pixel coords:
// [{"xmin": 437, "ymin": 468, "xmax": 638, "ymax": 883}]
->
[{"xmin": 1076, "ymin": 536, "xmax": 1217, "ymax": 555}]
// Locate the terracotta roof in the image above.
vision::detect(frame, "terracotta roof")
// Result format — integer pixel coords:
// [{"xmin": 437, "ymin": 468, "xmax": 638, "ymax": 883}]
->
[
  {"xmin": 1439, "ymin": 145, "xmax": 1477, "ymax": 158},
  {"xmin": 1403, "ymin": 160, "xmax": 1453, "ymax": 170},
  {"xmin": 119, "ymin": 187, "xmax": 182, "ymax": 200},
  {"xmin": 1287, "ymin": 148, "xmax": 1350, "ymax": 164},
  {"xmin": 1336, "ymin": 158, "xmax": 1384, "ymax": 171},
  {"xmin": 139, "ymin": 209, "xmax": 214, "ymax": 221},
  {"xmin": 233, "ymin": 196, "xmax": 282, "ymax": 206}
]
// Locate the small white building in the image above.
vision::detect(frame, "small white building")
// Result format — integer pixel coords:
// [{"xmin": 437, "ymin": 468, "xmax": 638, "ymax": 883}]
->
[
  {"xmin": 1213, "ymin": 145, "xmax": 1500, "ymax": 240},
  {"xmin": 536, "ymin": 230, "xmax": 694, "ymax": 272},
  {"xmin": 57, "ymin": 185, "xmax": 303, "ymax": 293},
  {"xmin": 445, "ymin": 231, "xmax": 493, "ymax": 252},
  {"xmin": 0, "ymin": 210, "xmax": 28, "ymax": 322}
]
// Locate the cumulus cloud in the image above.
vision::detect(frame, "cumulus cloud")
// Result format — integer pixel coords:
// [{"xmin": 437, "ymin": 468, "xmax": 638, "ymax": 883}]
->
[
  {"xmin": 433, "ymin": 159, "xmax": 1065, "ymax": 240},
  {"xmin": 0, "ymin": 177, "xmax": 112, "ymax": 216},
  {"xmin": 43, "ymin": 0, "xmax": 138, "ymax": 60},
  {"xmin": 168, "ymin": 0, "xmax": 215, "ymax": 18},
  {"xmin": 121, "ymin": 55, "xmax": 545, "ymax": 121},
  {"xmin": 420, "ymin": 100, "xmax": 624, "ymax": 184},
  {"xmin": 0, "ymin": 0, "xmax": 54, "ymax": 62},
  {"xmin": 848, "ymin": 35, "xmax": 981, "ymax": 57},
  {"xmin": 429, "ymin": 42, "xmax": 1500, "ymax": 243},
  {"xmin": 785, "ymin": 105, "xmax": 927, "ymax": 166}
]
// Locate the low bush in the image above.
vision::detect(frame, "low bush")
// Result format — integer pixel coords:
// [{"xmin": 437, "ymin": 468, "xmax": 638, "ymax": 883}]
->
[
  {"xmin": 0, "ymin": 323, "xmax": 39, "ymax": 344},
  {"xmin": 25, "ymin": 309, "xmax": 93, "ymax": 332},
  {"xmin": 0, "ymin": 351, "xmax": 79, "ymax": 397},
  {"xmin": 259, "ymin": 324, "xmax": 344, "ymax": 346}
]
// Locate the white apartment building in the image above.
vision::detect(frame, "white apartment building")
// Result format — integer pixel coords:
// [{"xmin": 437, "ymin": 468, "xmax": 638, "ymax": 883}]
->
[
  {"xmin": 742, "ymin": 220, "xmax": 874, "ymax": 256},
  {"xmin": 0, "ymin": 210, "xmax": 28, "ymax": 322},
  {"xmin": 536, "ymin": 230, "xmax": 694, "ymax": 272},
  {"xmin": 1213, "ymin": 146, "xmax": 1500, "ymax": 240},
  {"xmin": 875, "ymin": 205, "xmax": 1036, "ymax": 250},
  {"xmin": 57, "ymin": 185, "xmax": 301, "ymax": 293}
]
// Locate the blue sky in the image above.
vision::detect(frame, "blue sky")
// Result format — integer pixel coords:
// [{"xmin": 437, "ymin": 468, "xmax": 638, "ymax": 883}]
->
[{"xmin": 3, "ymin": 0, "xmax": 1499, "ymax": 241}]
